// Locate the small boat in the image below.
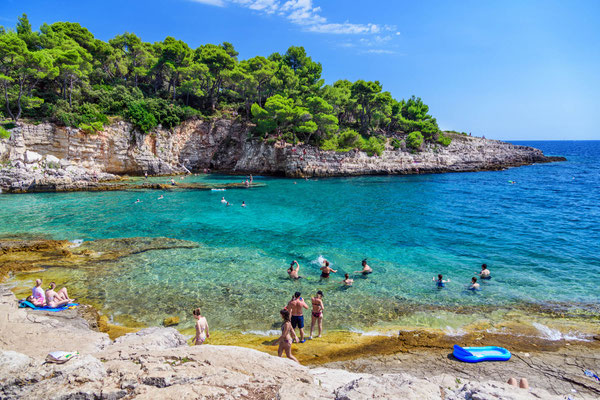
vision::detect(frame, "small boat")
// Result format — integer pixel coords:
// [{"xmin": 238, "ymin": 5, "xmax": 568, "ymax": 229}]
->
[
  {"xmin": 211, "ymin": 188, "xmax": 226, "ymax": 191},
  {"xmin": 453, "ymin": 345, "xmax": 511, "ymax": 363}
]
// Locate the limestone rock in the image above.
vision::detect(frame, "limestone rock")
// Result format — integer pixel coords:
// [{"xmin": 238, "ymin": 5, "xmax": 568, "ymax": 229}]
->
[
  {"xmin": 25, "ymin": 150, "xmax": 42, "ymax": 163},
  {"xmin": 111, "ymin": 326, "xmax": 187, "ymax": 351},
  {"xmin": 333, "ymin": 373, "xmax": 442, "ymax": 400}
]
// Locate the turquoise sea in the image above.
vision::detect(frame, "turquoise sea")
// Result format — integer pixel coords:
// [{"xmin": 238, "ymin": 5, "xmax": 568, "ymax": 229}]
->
[{"xmin": 1, "ymin": 141, "xmax": 599, "ymax": 334}]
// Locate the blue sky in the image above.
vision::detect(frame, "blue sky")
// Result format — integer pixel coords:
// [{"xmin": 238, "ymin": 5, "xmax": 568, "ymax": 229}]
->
[{"xmin": 2, "ymin": 0, "xmax": 599, "ymax": 140}]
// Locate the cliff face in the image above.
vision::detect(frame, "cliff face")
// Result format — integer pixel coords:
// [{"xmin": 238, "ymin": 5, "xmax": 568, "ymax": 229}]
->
[{"xmin": 0, "ymin": 119, "xmax": 563, "ymax": 191}]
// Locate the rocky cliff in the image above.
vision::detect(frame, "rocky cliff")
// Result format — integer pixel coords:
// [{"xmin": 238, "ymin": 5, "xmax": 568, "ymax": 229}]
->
[{"xmin": 0, "ymin": 119, "xmax": 564, "ymax": 192}]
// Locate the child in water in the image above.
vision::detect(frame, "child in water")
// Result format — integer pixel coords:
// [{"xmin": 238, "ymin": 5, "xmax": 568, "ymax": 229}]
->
[
  {"xmin": 433, "ymin": 274, "xmax": 450, "ymax": 288},
  {"xmin": 469, "ymin": 277, "xmax": 480, "ymax": 290},
  {"xmin": 341, "ymin": 273, "xmax": 354, "ymax": 286}
]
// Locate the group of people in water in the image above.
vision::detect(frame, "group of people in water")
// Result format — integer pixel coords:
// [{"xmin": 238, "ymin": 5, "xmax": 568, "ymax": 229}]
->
[
  {"xmin": 287, "ymin": 258, "xmax": 372, "ymax": 286},
  {"xmin": 26, "ymin": 279, "xmax": 74, "ymax": 308}
]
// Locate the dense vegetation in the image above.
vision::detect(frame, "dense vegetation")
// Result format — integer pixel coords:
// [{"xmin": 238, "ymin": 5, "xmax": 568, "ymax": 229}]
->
[{"xmin": 0, "ymin": 15, "xmax": 450, "ymax": 152}]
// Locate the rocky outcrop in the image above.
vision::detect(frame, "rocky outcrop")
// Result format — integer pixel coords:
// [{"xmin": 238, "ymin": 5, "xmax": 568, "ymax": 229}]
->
[
  {"xmin": 1, "ymin": 285, "xmax": 585, "ymax": 399},
  {"xmin": 0, "ymin": 120, "xmax": 564, "ymax": 192}
]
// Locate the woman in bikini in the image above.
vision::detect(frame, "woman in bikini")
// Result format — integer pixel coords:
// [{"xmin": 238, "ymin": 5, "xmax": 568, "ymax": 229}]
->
[
  {"xmin": 320, "ymin": 260, "xmax": 337, "ymax": 278},
  {"xmin": 309, "ymin": 290, "xmax": 324, "ymax": 339},
  {"xmin": 277, "ymin": 309, "xmax": 298, "ymax": 362},
  {"xmin": 192, "ymin": 308, "xmax": 210, "ymax": 345}
]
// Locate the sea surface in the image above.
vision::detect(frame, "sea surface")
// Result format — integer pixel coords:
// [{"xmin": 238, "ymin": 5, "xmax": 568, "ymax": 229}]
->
[{"xmin": 1, "ymin": 141, "xmax": 599, "ymax": 336}]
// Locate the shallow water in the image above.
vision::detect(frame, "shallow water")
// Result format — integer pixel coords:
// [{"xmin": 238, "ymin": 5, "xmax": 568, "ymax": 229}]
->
[{"xmin": 2, "ymin": 141, "xmax": 599, "ymax": 333}]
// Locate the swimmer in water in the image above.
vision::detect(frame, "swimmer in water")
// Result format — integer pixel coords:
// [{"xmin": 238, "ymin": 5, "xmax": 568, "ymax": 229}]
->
[
  {"xmin": 170, "ymin": 179, "xmax": 176, "ymax": 186},
  {"xmin": 476, "ymin": 264, "xmax": 491, "ymax": 279},
  {"xmin": 320, "ymin": 260, "xmax": 337, "ymax": 278},
  {"xmin": 469, "ymin": 277, "xmax": 480, "ymax": 290},
  {"xmin": 341, "ymin": 273, "xmax": 354, "ymax": 286},
  {"xmin": 226, "ymin": 202, "xmax": 231, "ymax": 206},
  {"xmin": 354, "ymin": 259, "xmax": 373, "ymax": 275},
  {"xmin": 287, "ymin": 260, "xmax": 300, "ymax": 279},
  {"xmin": 433, "ymin": 274, "xmax": 450, "ymax": 288},
  {"xmin": 241, "ymin": 201, "xmax": 246, "ymax": 207},
  {"xmin": 221, "ymin": 197, "xmax": 227, "ymax": 203},
  {"xmin": 158, "ymin": 195, "xmax": 164, "ymax": 200},
  {"xmin": 134, "ymin": 199, "xmax": 141, "ymax": 204}
]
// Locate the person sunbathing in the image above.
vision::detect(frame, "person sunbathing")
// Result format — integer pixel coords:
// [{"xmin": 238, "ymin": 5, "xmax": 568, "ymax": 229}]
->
[
  {"xmin": 45, "ymin": 282, "xmax": 74, "ymax": 308},
  {"xmin": 31, "ymin": 278, "xmax": 46, "ymax": 306}
]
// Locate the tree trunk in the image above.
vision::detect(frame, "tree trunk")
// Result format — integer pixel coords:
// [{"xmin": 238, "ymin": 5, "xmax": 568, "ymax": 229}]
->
[
  {"xmin": 68, "ymin": 76, "xmax": 73, "ymax": 108},
  {"xmin": 3, "ymin": 84, "xmax": 15, "ymax": 120}
]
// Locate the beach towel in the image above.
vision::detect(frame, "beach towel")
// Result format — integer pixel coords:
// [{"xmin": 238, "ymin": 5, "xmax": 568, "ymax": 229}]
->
[{"xmin": 18, "ymin": 300, "xmax": 78, "ymax": 312}]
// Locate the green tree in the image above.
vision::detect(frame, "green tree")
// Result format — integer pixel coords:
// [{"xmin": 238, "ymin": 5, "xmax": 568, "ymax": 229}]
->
[{"xmin": 406, "ymin": 131, "xmax": 424, "ymax": 150}]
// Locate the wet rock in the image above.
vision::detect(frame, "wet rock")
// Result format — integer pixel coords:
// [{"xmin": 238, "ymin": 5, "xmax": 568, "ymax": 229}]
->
[{"xmin": 162, "ymin": 316, "xmax": 180, "ymax": 327}]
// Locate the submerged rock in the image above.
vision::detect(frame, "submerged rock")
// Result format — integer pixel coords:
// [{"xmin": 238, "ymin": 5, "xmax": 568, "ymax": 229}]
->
[{"xmin": 163, "ymin": 316, "xmax": 180, "ymax": 327}]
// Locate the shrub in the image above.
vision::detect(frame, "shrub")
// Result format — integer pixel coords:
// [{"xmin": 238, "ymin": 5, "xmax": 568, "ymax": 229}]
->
[
  {"xmin": 337, "ymin": 129, "xmax": 362, "ymax": 150},
  {"xmin": 391, "ymin": 138, "xmax": 402, "ymax": 149},
  {"xmin": 406, "ymin": 131, "xmax": 424, "ymax": 150},
  {"xmin": 126, "ymin": 101, "xmax": 158, "ymax": 133},
  {"xmin": 51, "ymin": 101, "xmax": 108, "ymax": 128},
  {"xmin": 362, "ymin": 136, "xmax": 385, "ymax": 156},
  {"xmin": 78, "ymin": 121, "xmax": 104, "ymax": 134},
  {"xmin": 0, "ymin": 126, "xmax": 10, "ymax": 139},
  {"xmin": 320, "ymin": 136, "xmax": 338, "ymax": 151},
  {"xmin": 436, "ymin": 133, "xmax": 452, "ymax": 146}
]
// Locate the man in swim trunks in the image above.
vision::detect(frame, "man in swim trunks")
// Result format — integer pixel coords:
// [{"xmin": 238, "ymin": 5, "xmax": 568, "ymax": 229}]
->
[
  {"xmin": 31, "ymin": 279, "xmax": 46, "ymax": 306},
  {"xmin": 287, "ymin": 260, "xmax": 300, "ymax": 279},
  {"xmin": 476, "ymin": 264, "xmax": 491, "ymax": 279},
  {"xmin": 45, "ymin": 282, "xmax": 73, "ymax": 308},
  {"xmin": 309, "ymin": 290, "xmax": 324, "ymax": 339},
  {"xmin": 286, "ymin": 292, "xmax": 309, "ymax": 343},
  {"xmin": 354, "ymin": 259, "xmax": 373, "ymax": 275},
  {"xmin": 320, "ymin": 260, "xmax": 337, "ymax": 278}
]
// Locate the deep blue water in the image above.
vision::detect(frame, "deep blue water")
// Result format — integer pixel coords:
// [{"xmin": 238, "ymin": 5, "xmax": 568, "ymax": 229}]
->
[{"xmin": 1, "ymin": 141, "xmax": 598, "ymax": 332}]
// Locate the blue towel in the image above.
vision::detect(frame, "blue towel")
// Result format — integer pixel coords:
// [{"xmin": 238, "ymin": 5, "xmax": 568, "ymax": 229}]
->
[{"xmin": 19, "ymin": 301, "xmax": 78, "ymax": 312}]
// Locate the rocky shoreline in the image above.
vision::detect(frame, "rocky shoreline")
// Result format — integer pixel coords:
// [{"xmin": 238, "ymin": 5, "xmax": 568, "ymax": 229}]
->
[
  {"xmin": 3, "ymin": 285, "xmax": 595, "ymax": 400},
  {"xmin": 0, "ymin": 120, "xmax": 565, "ymax": 193}
]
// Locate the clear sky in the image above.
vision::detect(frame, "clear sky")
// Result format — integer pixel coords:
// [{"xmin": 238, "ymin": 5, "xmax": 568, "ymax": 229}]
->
[{"xmin": 2, "ymin": 0, "xmax": 599, "ymax": 140}]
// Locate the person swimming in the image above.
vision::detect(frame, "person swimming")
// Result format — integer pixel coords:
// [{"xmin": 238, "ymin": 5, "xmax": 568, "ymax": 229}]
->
[
  {"xmin": 341, "ymin": 273, "xmax": 354, "ymax": 286},
  {"xmin": 433, "ymin": 274, "xmax": 450, "ymax": 288},
  {"xmin": 134, "ymin": 199, "xmax": 141, "ymax": 204},
  {"xmin": 241, "ymin": 201, "xmax": 246, "ymax": 207},
  {"xmin": 287, "ymin": 260, "xmax": 300, "ymax": 279},
  {"xmin": 158, "ymin": 195, "xmax": 164, "ymax": 200},
  {"xmin": 469, "ymin": 277, "xmax": 480, "ymax": 290},
  {"xmin": 170, "ymin": 178, "xmax": 176, "ymax": 185},
  {"xmin": 221, "ymin": 197, "xmax": 227, "ymax": 203},
  {"xmin": 320, "ymin": 260, "xmax": 337, "ymax": 278},
  {"xmin": 226, "ymin": 202, "xmax": 231, "ymax": 206},
  {"xmin": 354, "ymin": 259, "xmax": 373, "ymax": 275},
  {"xmin": 476, "ymin": 264, "xmax": 491, "ymax": 279}
]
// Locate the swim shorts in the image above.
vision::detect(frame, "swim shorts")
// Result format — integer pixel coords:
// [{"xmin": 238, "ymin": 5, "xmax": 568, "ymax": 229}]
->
[{"xmin": 291, "ymin": 315, "xmax": 304, "ymax": 329}]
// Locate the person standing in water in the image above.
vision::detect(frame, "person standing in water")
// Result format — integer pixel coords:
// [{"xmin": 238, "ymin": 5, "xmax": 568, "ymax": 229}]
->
[
  {"xmin": 476, "ymin": 264, "xmax": 491, "ymax": 279},
  {"xmin": 309, "ymin": 291, "xmax": 324, "ymax": 339},
  {"xmin": 469, "ymin": 277, "xmax": 480, "ymax": 291},
  {"xmin": 192, "ymin": 308, "xmax": 210, "ymax": 345},
  {"xmin": 288, "ymin": 260, "xmax": 300, "ymax": 279},
  {"xmin": 341, "ymin": 273, "xmax": 354, "ymax": 286},
  {"xmin": 221, "ymin": 197, "xmax": 227, "ymax": 203},
  {"xmin": 433, "ymin": 274, "xmax": 450, "ymax": 288},
  {"xmin": 287, "ymin": 292, "xmax": 309, "ymax": 343},
  {"xmin": 320, "ymin": 260, "xmax": 337, "ymax": 278},
  {"xmin": 277, "ymin": 309, "xmax": 298, "ymax": 362},
  {"xmin": 354, "ymin": 259, "xmax": 373, "ymax": 275}
]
